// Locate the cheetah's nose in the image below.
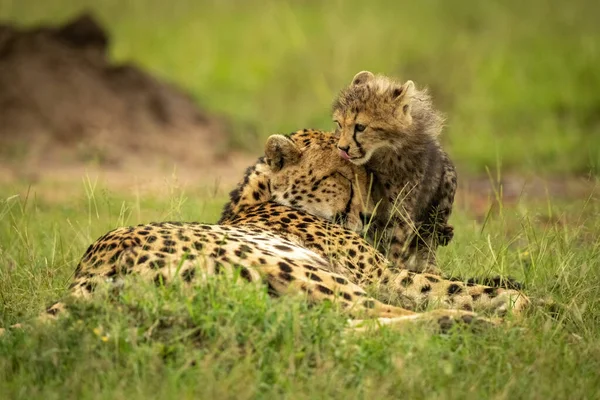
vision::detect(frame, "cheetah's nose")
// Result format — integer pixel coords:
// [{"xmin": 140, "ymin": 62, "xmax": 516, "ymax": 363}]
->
[{"xmin": 338, "ymin": 145, "xmax": 350, "ymax": 160}]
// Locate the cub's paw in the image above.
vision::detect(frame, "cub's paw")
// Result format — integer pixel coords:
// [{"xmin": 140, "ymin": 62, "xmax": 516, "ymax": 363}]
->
[{"xmin": 437, "ymin": 224, "xmax": 454, "ymax": 246}]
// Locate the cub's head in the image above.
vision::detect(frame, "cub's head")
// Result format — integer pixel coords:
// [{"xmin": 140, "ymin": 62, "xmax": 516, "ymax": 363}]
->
[
  {"xmin": 220, "ymin": 129, "xmax": 375, "ymax": 232},
  {"xmin": 332, "ymin": 71, "xmax": 442, "ymax": 165}
]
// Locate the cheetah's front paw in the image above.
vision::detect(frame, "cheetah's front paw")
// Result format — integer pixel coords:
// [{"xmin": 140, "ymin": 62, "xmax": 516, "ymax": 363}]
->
[{"xmin": 437, "ymin": 224, "xmax": 454, "ymax": 246}]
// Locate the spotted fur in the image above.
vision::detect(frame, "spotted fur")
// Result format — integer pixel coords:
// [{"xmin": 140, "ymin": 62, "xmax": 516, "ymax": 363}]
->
[
  {"xmin": 3, "ymin": 131, "xmax": 527, "ymax": 335},
  {"xmin": 220, "ymin": 129, "xmax": 529, "ymax": 316},
  {"xmin": 332, "ymin": 71, "xmax": 457, "ymax": 273}
]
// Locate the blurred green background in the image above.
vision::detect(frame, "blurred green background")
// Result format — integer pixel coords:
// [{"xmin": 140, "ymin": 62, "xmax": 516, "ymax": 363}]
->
[
  {"xmin": 2, "ymin": 0, "xmax": 599, "ymax": 175},
  {"xmin": 2, "ymin": 3, "xmax": 600, "ymax": 397}
]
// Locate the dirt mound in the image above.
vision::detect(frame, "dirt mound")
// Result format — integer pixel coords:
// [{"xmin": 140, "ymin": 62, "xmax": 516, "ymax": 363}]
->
[{"xmin": 0, "ymin": 14, "xmax": 242, "ymax": 177}]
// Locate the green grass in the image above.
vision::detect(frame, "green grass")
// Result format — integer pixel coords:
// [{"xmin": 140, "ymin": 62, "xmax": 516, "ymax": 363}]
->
[
  {"xmin": 1, "ymin": 0, "xmax": 599, "ymax": 174},
  {"xmin": 1, "ymin": 0, "xmax": 600, "ymax": 397},
  {"xmin": 1, "ymin": 182, "xmax": 600, "ymax": 399}
]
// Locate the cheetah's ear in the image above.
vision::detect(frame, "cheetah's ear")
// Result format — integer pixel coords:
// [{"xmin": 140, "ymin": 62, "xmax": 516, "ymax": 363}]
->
[
  {"xmin": 265, "ymin": 135, "xmax": 302, "ymax": 172},
  {"xmin": 392, "ymin": 80, "xmax": 415, "ymax": 118},
  {"xmin": 351, "ymin": 71, "xmax": 375, "ymax": 86}
]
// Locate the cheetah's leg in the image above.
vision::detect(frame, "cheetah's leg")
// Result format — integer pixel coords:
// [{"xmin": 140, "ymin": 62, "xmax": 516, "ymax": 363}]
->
[
  {"xmin": 381, "ymin": 158, "xmax": 457, "ymax": 273},
  {"xmin": 347, "ymin": 309, "xmax": 499, "ymax": 333},
  {"xmin": 257, "ymin": 260, "xmax": 496, "ymax": 331},
  {"xmin": 378, "ymin": 270, "xmax": 530, "ymax": 317},
  {"xmin": 404, "ymin": 236, "xmax": 441, "ymax": 275},
  {"xmin": 434, "ymin": 153, "xmax": 458, "ymax": 247},
  {"xmin": 383, "ymin": 223, "xmax": 442, "ymax": 274}
]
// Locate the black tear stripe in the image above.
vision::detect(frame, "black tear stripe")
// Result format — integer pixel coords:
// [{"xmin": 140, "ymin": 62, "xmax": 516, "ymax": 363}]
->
[{"xmin": 352, "ymin": 115, "xmax": 364, "ymax": 158}]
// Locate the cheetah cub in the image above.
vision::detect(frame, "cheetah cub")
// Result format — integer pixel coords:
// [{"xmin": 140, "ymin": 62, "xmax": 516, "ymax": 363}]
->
[{"xmin": 332, "ymin": 71, "xmax": 457, "ymax": 273}]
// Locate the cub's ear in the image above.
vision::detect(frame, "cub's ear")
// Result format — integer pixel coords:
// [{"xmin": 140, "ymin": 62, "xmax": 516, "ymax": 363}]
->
[
  {"xmin": 264, "ymin": 135, "xmax": 301, "ymax": 172},
  {"xmin": 392, "ymin": 80, "xmax": 415, "ymax": 118},
  {"xmin": 351, "ymin": 71, "xmax": 375, "ymax": 86}
]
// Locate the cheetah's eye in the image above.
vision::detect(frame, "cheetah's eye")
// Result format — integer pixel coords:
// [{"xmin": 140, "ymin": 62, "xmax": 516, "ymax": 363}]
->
[
  {"xmin": 355, "ymin": 124, "xmax": 366, "ymax": 133},
  {"xmin": 334, "ymin": 120, "xmax": 341, "ymax": 128}
]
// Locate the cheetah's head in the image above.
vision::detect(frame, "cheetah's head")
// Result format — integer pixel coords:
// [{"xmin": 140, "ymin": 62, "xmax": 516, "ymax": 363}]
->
[
  {"xmin": 332, "ymin": 71, "xmax": 442, "ymax": 165},
  {"xmin": 264, "ymin": 131, "xmax": 375, "ymax": 232}
]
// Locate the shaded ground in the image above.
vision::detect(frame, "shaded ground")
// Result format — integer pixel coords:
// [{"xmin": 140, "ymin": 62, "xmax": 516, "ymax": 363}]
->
[{"xmin": 0, "ymin": 14, "xmax": 255, "ymax": 186}]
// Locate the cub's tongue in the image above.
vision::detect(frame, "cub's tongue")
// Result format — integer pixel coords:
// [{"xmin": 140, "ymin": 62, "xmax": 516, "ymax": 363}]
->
[{"xmin": 339, "ymin": 150, "xmax": 351, "ymax": 160}]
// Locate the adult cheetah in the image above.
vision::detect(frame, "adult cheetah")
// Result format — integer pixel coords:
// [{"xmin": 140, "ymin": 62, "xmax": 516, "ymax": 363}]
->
[{"xmin": 1, "ymin": 131, "xmax": 527, "ymax": 335}]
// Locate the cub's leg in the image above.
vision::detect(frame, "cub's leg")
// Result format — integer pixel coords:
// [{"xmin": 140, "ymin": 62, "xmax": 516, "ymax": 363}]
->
[{"xmin": 379, "ymin": 223, "xmax": 441, "ymax": 274}]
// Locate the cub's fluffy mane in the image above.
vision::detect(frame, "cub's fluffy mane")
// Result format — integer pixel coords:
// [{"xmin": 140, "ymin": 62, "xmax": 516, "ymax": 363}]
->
[{"xmin": 332, "ymin": 73, "xmax": 445, "ymax": 141}]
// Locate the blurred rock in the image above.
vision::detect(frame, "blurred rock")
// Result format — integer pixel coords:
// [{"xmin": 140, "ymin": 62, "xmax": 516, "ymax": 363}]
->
[{"xmin": 0, "ymin": 13, "xmax": 233, "ymax": 170}]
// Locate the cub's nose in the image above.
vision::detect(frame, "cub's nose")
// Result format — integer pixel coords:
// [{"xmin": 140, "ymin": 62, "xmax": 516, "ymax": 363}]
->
[{"xmin": 338, "ymin": 145, "xmax": 351, "ymax": 160}]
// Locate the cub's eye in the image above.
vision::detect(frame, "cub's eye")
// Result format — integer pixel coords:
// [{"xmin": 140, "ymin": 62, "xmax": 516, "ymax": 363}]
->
[
  {"xmin": 334, "ymin": 120, "xmax": 341, "ymax": 128},
  {"xmin": 355, "ymin": 124, "xmax": 366, "ymax": 133}
]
